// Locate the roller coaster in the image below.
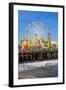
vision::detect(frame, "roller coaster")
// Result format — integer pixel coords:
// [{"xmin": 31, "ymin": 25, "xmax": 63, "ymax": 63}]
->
[{"xmin": 19, "ymin": 22, "xmax": 58, "ymax": 63}]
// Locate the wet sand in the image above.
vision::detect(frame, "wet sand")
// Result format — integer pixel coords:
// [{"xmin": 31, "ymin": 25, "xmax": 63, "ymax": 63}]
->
[{"xmin": 18, "ymin": 60, "xmax": 58, "ymax": 79}]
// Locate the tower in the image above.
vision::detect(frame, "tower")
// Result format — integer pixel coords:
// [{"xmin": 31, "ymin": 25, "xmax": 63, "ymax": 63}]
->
[{"xmin": 48, "ymin": 33, "xmax": 51, "ymax": 48}]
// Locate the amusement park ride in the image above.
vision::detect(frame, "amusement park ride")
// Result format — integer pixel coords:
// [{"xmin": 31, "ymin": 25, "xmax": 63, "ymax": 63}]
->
[{"xmin": 19, "ymin": 22, "xmax": 58, "ymax": 63}]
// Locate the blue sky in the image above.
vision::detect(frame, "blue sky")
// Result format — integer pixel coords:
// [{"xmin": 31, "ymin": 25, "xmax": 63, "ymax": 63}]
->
[{"xmin": 18, "ymin": 10, "xmax": 58, "ymax": 43}]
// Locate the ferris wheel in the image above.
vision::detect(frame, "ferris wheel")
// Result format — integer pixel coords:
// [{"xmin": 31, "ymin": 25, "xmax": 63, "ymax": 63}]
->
[{"xmin": 25, "ymin": 21, "xmax": 49, "ymax": 39}]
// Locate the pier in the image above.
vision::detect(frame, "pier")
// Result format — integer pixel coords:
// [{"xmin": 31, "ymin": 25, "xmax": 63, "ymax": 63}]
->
[{"xmin": 19, "ymin": 48, "xmax": 58, "ymax": 63}]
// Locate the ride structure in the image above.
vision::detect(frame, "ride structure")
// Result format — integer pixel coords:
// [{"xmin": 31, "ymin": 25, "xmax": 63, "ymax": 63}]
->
[{"xmin": 19, "ymin": 22, "xmax": 58, "ymax": 63}]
